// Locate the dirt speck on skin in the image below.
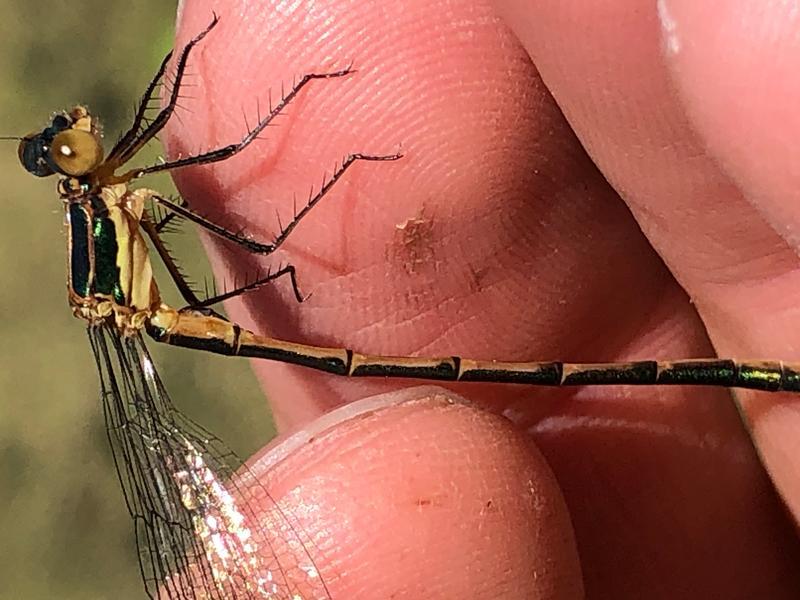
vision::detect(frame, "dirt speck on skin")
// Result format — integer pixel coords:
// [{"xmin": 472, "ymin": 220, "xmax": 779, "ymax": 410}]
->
[{"xmin": 392, "ymin": 210, "xmax": 436, "ymax": 275}]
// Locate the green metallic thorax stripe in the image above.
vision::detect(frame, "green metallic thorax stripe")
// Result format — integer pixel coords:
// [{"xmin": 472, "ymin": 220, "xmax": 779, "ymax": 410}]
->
[{"xmin": 91, "ymin": 210, "xmax": 125, "ymax": 304}]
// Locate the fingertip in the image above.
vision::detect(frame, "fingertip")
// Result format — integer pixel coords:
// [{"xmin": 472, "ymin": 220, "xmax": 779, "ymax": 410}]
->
[
  {"xmin": 657, "ymin": 0, "xmax": 800, "ymax": 522},
  {"xmin": 657, "ymin": 0, "xmax": 800, "ymax": 247},
  {"xmin": 254, "ymin": 387, "xmax": 583, "ymax": 599}
]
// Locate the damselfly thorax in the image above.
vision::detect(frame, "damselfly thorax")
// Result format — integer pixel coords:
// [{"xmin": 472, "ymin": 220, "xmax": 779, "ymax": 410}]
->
[
  {"xmin": 22, "ymin": 106, "xmax": 163, "ymax": 332},
  {"xmin": 66, "ymin": 181, "xmax": 164, "ymax": 330}
]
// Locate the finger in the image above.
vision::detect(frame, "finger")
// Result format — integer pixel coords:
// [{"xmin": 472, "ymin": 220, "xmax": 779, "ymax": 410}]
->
[
  {"xmin": 252, "ymin": 388, "xmax": 583, "ymax": 599},
  {"xmin": 490, "ymin": 0, "xmax": 800, "ymax": 596},
  {"xmin": 660, "ymin": 0, "xmax": 800, "ymax": 248},
  {"xmin": 653, "ymin": 0, "xmax": 800, "ymax": 524},
  {"xmin": 488, "ymin": 1, "xmax": 800, "ymax": 406},
  {"xmin": 166, "ymin": 0, "xmax": 685, "ymax": 430},
  {"xmin": 166, "ymin": 5, "xmax": 584, "ymax": 599},
  {"xmin": 167, "ymin": 6, "xmax": 799, "ymax": 597}
]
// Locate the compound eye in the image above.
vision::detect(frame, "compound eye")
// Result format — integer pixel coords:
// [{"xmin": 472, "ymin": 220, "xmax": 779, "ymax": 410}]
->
[
  {"xmin": 49, "ymin": 129, "xmax": 103, "ymax": 176},
  {"xmin": 18, "ymin": 134, "xmax": 54, "ymax": 177}
]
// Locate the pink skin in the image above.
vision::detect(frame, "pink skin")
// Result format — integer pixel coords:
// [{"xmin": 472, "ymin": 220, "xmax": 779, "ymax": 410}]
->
[{"xmin": 164, "ymin": 0, "xmax": 800, "ymax": 597}]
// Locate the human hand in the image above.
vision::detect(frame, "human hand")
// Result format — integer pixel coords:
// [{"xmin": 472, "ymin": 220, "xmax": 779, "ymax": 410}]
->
[{"xmin": 167, "ymin": 0, "xmax": 800, "ymax": 597}]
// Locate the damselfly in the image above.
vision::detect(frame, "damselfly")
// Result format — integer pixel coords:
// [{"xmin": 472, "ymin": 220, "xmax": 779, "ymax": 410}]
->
[{"xmin": 7, "ymin": 12, "xmax": 800, "ymax": 600}]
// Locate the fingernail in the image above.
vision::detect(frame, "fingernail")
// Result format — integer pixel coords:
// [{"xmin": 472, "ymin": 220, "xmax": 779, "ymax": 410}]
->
[
  {"xmin": 255, "ymin": 386, "xmax": 470, "ymax": 469},
  {"xmin": 657, "ymin": 0, "xmax": 681, "ymax": 56},
  {"xmin": 175, "ymin": 0, "xmax": 186, "ymax": 32}
]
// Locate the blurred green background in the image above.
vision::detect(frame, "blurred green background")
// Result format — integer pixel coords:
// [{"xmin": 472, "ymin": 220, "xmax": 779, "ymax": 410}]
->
[{"xmin": 0, "ymin": 2, "xmax": 275, "ymax": 598}]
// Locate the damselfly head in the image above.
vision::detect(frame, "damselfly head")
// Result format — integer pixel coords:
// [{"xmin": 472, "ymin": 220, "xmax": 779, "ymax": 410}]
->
[{"xmin": 16, "ymin": 106, "xmax": 104, "ymax": 178}]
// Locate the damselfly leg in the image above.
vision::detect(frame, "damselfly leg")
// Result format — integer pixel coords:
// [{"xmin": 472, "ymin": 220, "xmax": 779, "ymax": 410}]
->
[
  {"xmin": 147, "ymin": 152, "xmax": 401, "ymax": 257},
  {"xmin": 105, "ymin": 16, "xmax": 214, "ymax": 167},
  {"xmin": 102, "ymin": 16, "xmax": 400, "ymax": 310}
]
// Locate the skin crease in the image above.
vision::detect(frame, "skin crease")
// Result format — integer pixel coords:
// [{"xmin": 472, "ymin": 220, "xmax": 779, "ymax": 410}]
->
[{"xmin": 161, "ymin": 0, "xmax": 800, "ymax": 598}]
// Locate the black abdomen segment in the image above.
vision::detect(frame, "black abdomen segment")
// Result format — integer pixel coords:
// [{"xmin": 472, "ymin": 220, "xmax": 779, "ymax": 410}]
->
[
  {"xmin": 146, "ymin": 311, "xmax": 800, "ymax": 393},
  {"xmin": 459, "ymin": 359, "xmax": 800, "ymax": 392}
]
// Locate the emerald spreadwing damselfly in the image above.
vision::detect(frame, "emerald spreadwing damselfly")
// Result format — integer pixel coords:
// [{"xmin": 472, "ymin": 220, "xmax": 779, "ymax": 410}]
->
[{"xmin": 7, "ymin": 13, "xmax": 800, "ymax": 600}]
